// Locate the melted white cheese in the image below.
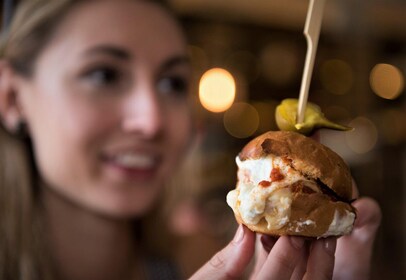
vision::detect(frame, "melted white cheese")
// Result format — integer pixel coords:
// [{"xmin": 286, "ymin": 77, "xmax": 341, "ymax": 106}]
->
[
  {"xmin": 227, "ymin": 155, "xmax": 318, "ymax": 229},
  {"xmin": 227, "ymin": 156, "xmax": 355, "ymax": 235},
  {"xmin": 321, "ymin": 210, "xmax": 356, "ymax": 237}
]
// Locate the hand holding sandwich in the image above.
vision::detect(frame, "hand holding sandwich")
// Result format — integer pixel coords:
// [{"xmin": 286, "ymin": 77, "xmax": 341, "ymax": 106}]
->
[
  {"xmin": 191, "ymin": 178, "xmax": 381, "ymax": 280},
  {"xmin": 191, "ymin": 132, "xmax": 381, "ymax": 280}
]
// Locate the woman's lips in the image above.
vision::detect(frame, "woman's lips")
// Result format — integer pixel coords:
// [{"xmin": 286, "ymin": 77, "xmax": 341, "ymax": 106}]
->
[{"xmin": 102, "ymin": 152, "xmax": 160, "ymax": 181}]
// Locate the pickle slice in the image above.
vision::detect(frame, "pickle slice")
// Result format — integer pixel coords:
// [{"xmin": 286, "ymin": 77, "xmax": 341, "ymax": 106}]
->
[{"xmin": 275, "ymin": 98, "xmax": 352, "ymax": 135}]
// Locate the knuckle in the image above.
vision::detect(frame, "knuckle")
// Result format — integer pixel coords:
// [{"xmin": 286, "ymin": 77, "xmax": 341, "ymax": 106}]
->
[
  {"xmin": 208, "ymin": 250, "xmax": 240, "ymax": 280},
  {"xmin": 209, "ymin": 250, "xmax": 226, "ymax": 270}
]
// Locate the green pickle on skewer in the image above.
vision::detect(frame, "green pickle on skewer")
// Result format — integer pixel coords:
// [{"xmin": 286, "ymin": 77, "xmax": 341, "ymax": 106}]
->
[{"xmin": 275, "ymin": 98, "xmax": 352, "ymax": 135}]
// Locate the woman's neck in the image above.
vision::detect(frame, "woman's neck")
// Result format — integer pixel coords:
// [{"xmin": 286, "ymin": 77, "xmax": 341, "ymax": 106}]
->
[{"xmin": 41, "ymin": 187, "xmax": 144, "ymax": 280}]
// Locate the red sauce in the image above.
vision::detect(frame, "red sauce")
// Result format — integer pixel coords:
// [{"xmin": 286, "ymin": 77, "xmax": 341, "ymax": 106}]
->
[
  {"xmin": 302, "ymin": 186, "xmax": 316, "ymax": 194},
  {"xmin": 259, "ymin": 180, "xmax": 271, "ymax": 187},
  {"xmin": 290, "ymin": 181, "xmax": 316, "ymax": 194},
  {"xmin": 270, "ymin": 167, "xmax": 284, "ymax": 181}
]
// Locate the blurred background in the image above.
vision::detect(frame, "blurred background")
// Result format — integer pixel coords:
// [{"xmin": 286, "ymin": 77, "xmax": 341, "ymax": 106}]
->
[
  {"xmin": 1, "ymin": 0, "xmax": 404, "ymax": 279},
  {"xmin": 162, "ymin": 0, "xmax": 405, "ymax": 279}
]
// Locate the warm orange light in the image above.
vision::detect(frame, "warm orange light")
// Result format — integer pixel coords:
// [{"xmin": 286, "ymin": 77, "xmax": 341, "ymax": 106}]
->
[
  {"xmin": 199, "ymin": 68, "xmax": 236, "ymax": 113},
  {"xmin": 223, "ymin": 102, "xmax": 259, "ymax": 139},
  {"xmin": 370, "ymin": 63, "xmax": 404, "ymax": 100},
  {"xmin": 252, "ymin": 101, "xmax": 278, "ymax": 133},
  {"xmin": 345, "ymin": 117, "xmax": 378, "ymax": 154}
]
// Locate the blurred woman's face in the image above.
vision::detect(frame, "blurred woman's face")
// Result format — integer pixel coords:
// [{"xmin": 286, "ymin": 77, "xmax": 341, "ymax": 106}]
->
[{"xmin": 17, "ymin": 0, "xmax": 193, "ymax": 217}]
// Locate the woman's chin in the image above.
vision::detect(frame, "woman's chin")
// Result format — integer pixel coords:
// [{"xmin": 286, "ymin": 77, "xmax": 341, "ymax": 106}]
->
[{"xmin": 89, "ymin": 187, "xmax": 162, "ymax": 219}]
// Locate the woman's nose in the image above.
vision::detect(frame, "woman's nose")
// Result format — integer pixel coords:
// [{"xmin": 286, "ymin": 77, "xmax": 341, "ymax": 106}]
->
[{"xmin": 121, "ymin": 85, "xmax": 163, "ymax": 138}]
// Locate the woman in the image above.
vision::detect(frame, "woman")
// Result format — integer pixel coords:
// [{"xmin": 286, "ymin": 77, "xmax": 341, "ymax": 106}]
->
[{"xmin": 0, "ymin": 0, "xmax": 381, "ymax": 279}]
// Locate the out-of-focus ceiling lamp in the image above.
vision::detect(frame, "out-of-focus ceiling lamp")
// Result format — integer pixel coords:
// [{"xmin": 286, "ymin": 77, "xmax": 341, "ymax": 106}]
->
[
  {"xmin": 370, "ymin": 63, "xmax": 404, "ymax": 100},
  {"xmin": 199, "ymin": 68, "xmax": 236, "ymax": 113}
]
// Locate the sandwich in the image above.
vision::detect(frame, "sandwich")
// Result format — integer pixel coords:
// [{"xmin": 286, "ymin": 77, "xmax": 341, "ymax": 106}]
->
[{"xmin": 226, "ymin": 130, "xmax": 356, "ymax": 237}]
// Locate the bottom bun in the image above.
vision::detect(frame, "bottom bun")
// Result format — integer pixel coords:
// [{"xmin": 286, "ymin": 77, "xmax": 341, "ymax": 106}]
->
[{"xmin": 231, "ymin": 191, "xmax": 356, "ymax": 238}]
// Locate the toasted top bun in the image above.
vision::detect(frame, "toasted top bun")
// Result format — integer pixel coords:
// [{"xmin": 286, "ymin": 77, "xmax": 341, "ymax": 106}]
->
[{"xmin": 238, "ymin": 131, "xmax": 352, "ymax": 201}]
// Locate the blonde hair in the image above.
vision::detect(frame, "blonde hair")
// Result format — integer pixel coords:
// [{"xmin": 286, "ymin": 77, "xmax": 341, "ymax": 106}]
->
[
  {"xmin": 0, "ymin": 1, "xmax": 81, "ymax": 279},
  {"xmin": 0, "ymin": 1, "xmax": 177, "ymax": 279},
  {"xmin": 1, "ymin": 0, "xmax": 80, "ymax": 76}
]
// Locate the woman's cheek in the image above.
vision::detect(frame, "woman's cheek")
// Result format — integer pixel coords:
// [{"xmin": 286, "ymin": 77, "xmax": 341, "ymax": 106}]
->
[
  {"xmin": 164, "ymin": 110, "xmax": 193, "ymax": 163},
  {"xmin": 173, "ymin": 109, "xmax": 194, "ymax": 149}
]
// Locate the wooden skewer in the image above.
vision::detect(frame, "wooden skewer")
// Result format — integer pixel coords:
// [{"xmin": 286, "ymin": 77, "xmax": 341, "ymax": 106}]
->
[{"xmin": 297, "ymin": 0, "xmax": 326, "ymax": 124}]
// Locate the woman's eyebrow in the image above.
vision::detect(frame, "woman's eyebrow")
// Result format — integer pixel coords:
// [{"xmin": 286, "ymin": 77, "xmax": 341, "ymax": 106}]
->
[
  {"xmin": 82, "ymin": 45, "xmax": 131, "ymax": 60},
  {"xmin": 160, "ymin": 55, "xmax": 190, "ymax": 71},
  {"xmin": 82, "ymin": 47, "xmax": 189, "ymax": 70}
]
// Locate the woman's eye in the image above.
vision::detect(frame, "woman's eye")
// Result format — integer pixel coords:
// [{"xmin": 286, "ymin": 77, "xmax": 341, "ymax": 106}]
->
[
  {"xmin": 157, "ymin": 76, "xmax": 188, "ymax": 97},
  {"xmin": 82, "ymin": 67, "xmax": 121, "ymax": 87}
]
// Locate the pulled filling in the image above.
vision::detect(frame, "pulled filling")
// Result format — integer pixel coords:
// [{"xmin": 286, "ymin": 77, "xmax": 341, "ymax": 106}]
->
[{"xmin": 226, "ymin": 155, "xmax": 355, "ymax": 235}]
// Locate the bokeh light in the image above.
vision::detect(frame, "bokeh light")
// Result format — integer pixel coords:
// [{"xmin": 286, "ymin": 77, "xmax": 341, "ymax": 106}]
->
[
  {"xmin": 260, "ymin": 42, "xmax": 299, "ymax": 86},
  {"xmin": 320, "ymin": 59, "xmax": 354, "ymax": 95},
  {"xmin": 223, "ymin": 102, "xmax": 259, "ymax": 138},
  {"xmin": 377, "ymin": 109, "xmax": 406, "ymax": 145},
  {"xmin": 199, "ymin": 68, "xmax": 236, "ymax": 113},
  {"xmin": 370, "ymin": 63, "xmax": 404, "ymax": 100},
  {"xmin": 251, "ymin": 101, "xmax": 278, "ymax": 133},
  {"xmin": 345, "ymin": 117, "xmax": 378, "ymax": 154}
]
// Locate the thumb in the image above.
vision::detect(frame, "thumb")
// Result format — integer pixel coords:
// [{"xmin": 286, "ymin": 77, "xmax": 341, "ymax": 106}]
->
[
  {"xmin": 190, "ymin": 225, "xmax": 256, "ymax": 280},
  {"xmin": 334, "ymin": 197, "xmax": 382, "ymax": 280},
  {"xmin": 352, "ymin": 197, "xmax": 381, "ymax": 232}
]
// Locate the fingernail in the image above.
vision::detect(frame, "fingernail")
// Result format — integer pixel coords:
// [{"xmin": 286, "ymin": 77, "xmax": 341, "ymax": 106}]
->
[
  {"xmin": 323, "ymin": 237, "xmax": 337, "ymax": 256},
  {"xmin": 233, "ymin": 225, "xmax": 244, "ymax": 243},
  {"xmin": 290, "ymin": 236, "xmax": 305, "ymax": 249}
]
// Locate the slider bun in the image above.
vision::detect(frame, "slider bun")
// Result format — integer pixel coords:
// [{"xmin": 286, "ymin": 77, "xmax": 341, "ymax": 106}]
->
[
  {"xmin": 234, "ymin": 191, "xmax": 355, "ymax": 237},
  {"xmin": 239, "ymin": 131, "xmax": 353, "ymax": 200}
]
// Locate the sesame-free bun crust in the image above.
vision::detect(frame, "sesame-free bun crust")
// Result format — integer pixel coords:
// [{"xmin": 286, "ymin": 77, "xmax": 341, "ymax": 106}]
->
[
  {"xmin": 233, "ymin": 191, "xmax": 355, "ymax": 237},
  {"xmin": 239, "ymin": 131, "xmax": 353, "ymax": 200}
]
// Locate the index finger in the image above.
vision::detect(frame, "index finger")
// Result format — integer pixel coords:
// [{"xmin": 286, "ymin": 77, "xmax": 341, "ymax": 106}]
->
[
  {"xmin": 304, "ymin": 237, "xmax": 336, "ymax": 280},
  {"xmin": 256, "ymin": 236, "xmax": 306, "ymax": 280}
]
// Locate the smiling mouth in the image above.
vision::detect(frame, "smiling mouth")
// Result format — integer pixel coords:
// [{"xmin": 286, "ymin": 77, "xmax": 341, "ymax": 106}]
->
[
  {"xmin": 111, "ymin": 153, "xmax": 156, "ymax": 169},
  {"xmin": 102, "ymin": 152, "xmax": 161, "ymax": 179}
]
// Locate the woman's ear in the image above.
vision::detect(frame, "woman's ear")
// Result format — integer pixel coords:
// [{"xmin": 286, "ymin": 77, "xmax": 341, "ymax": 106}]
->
[{"xmin": 0, "ymin": 60, "xmax": 25, "ymax": 133}]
